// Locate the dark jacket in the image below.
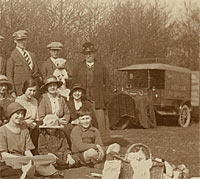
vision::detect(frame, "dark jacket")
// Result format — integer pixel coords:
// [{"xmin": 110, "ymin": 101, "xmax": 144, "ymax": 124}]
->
[
  {"xmin": 38, "ymin": 130, "xmax": 71, "ymax": 161},
  {"xmin": 41, "ymin": 58, "xmax": 71, "ymax": 80},
  {"xmin": 72, "ymin": 59, "xmax": 111, "ymax": 109},
  {"xmin": 6, "ymin": 48, "xmax": 41, "ymax": 95},
  {"xmin": 71, "ymin": 125, "xmax": 103, "ymax": 153},
  {"xmin": 67, "ymin": 99, "xmax": 98, "ymax": 128},
  {"xmin": 0, "ymin": 55, "xmax": 6, "ymax": 75}
]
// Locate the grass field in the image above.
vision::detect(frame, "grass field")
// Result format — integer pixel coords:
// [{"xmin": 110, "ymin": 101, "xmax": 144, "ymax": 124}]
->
[
  {"xmin": 4, "ymin": 121, "xmax": 199, "ymax": 179},
  {"xmin": 61, "ymin": 121, "xmax": 200, "ymax": 179}
]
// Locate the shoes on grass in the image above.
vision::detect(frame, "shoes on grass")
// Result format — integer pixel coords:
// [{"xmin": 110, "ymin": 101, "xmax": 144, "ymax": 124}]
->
[{"xmin": 20, "ymin": 160, "xmax": 36, "ymax": 179}]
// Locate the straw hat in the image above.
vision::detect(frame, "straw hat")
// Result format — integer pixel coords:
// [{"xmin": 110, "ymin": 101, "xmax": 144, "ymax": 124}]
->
[{"xmin": 39, "ymin": 114, "xmax": 64, "ymax": 129}]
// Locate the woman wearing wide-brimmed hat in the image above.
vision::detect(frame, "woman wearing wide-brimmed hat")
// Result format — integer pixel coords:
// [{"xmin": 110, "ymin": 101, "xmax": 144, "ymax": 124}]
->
[
  {"xmin": 0, "ymin": 102, "xmax": 60, "ymax": 178},
  {"xmin": 67, "ymin": 83, "xmax": 98, "ymax": 128},
  {"xmin": 38, "ymin": 114, "xmax": 77, "ymax": 170},
  {"xmin": 38, "ymin": 75, "xmax": 71, "ymax": 141},
  {"xmin": 0, "ymin": 74, "xmax": 14, "ymax": 126}
]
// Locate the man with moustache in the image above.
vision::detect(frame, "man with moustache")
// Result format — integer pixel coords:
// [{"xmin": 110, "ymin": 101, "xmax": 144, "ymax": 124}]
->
[{"xmin": 6, "ymin": 30, "xmax": 42, "ymax": 98}]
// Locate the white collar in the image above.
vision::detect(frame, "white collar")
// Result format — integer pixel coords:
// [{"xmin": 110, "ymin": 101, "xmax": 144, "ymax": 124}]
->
[
  {"xmin": 86, "ymin": 61, "xmax": 94, "ymax": 68},
  {"xmin": 16, "ymin": 46, "xmax": 25, "ymax": 54}
]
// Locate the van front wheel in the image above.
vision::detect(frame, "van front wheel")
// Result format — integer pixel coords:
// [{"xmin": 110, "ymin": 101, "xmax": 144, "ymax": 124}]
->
[{"xmin": 178, "ymin": 105, "xmax": 191, "ymax": 127}]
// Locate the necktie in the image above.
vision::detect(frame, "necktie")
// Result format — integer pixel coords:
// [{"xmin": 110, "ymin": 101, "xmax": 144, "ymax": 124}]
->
[{"xmin": 23, "ymin": 50, "xmax": 33, "ymax": 70}]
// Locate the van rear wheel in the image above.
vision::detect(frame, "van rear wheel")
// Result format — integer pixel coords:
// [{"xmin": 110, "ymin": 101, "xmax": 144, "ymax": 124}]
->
[{"xmin": 178, "ymin": 105, "xmax": 191, "ymax": 127}]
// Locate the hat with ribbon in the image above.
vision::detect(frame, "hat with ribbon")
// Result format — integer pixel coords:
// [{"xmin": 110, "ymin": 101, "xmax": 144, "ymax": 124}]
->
[
  {"xmin": 0, "ymin": 74, "xmax": 13, "ymax": 90},
  {"xmin": 7, "ymin": 102, "xmax": 26, "ymax": 118},
  {"xmin": 39, "ymin": 114, "xmax": 64, "ymax": 128},
  {"xmin": 13, "ymin": 30, "xmax": 28, "ymax": 40},
  {"xmin": 81, "ymin": 42, "xmax": 97, "ymax": 54},
  {"xmin": 40, "ymin": 75, "xmax": 62, "ymax": 92},
  {"xmin": 47, "ymin": 42, "xmax": 63, "ymax": 50}
]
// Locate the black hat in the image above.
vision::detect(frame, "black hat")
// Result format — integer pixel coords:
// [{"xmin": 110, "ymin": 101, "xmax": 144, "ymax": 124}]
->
[
  {"xmin": 81, "ymin": 42, "xmax": 97, "ymax": 54},
  {"xmin": 7, "ymin": 102, "xmax": 26, "ymax": 118},
  {"xmin": 69, "ymin": 83, "xmax": 86, "ymax": 96}
]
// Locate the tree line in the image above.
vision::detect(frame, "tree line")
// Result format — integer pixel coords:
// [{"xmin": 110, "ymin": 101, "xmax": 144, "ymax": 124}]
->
[{"xmin": 0, "ymin": 0, "xmax": 199, "ymax": 89}]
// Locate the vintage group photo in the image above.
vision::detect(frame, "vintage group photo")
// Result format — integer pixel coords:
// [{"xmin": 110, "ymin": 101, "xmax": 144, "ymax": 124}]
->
[{"xmin": 0, "ymin": 0, "xmax": 199, "ymax": 178}]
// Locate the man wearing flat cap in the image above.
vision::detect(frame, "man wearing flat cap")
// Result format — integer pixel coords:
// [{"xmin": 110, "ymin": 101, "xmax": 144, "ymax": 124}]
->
[
  {"xmin": 72, "ymin": 42, "xmax": 112, "ymax": 144},
  {"xmin": 6, "ymin": 30, "xmax": 42, "ymax": 97},
  {"xmin": 41, "ymin": 41, "xmax": 71, "ymax": 79},
  {"xmin": 0, "ymin": 35, "xmax": 6, "ymax": 75}
]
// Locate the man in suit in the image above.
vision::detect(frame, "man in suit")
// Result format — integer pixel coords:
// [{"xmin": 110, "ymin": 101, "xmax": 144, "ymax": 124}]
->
[
  {"xmin": 0, "ymin": 35, "xmax": 6, "ymax": 75},
  {"xmin": 6, "ymin": 30, "xmax": 42, "ymax": 97},
  {"xmin": 72, "ymin": 42, "xmax": 112, "ymax": 144}
]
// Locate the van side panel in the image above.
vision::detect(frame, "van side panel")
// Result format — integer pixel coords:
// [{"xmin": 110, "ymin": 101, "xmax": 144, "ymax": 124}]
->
[{"xmin": 162, "ymin": 70, "xmax": 191, "ymax": 106}]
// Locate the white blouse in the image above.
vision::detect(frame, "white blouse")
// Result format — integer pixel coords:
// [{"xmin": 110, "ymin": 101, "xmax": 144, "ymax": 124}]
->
[{"xmin": 47, "ymin": 93, "xmax": 60, "ymax": 115}]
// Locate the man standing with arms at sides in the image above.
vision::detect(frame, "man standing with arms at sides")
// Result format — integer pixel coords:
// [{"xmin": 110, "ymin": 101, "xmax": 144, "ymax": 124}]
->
[
  {"xmin": 72, "ymin": 42, "xmax": 112, "ymax": 144},
  {"xmin": 6, "ymin": 30, "xmax": 42, "ymax": 98},
  {"xmin": 0, "ymin": 35, "xmax": 6, "ymax": 75}
]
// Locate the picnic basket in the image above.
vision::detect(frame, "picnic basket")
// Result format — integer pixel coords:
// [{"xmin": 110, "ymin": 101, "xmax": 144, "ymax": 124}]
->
[{"xmin": 118, "ymin": 143, "xmax": 165, "ymax": 179}]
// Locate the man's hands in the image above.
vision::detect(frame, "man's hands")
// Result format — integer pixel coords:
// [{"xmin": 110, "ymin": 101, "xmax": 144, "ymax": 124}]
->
[{"xmin": 96, "ymin": 144, "xmax": 104, "ymax": 161}]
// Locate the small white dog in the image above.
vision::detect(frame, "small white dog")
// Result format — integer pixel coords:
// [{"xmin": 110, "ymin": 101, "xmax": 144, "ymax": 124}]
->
[{"xmin": 53, "ymin": 58, "xmax": 70, "ymax": 100}]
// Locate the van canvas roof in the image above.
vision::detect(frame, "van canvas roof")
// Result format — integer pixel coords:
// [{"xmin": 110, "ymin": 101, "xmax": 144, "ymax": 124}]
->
[{"xmin": 118, "ymin": 63, "xmax": 191, "ymax": 74}]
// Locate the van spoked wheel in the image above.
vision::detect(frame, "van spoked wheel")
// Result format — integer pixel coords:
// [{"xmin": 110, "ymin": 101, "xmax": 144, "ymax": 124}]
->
[{"xmin": 178, "ymin": 105, "xmax": 191, "ymax": 127}]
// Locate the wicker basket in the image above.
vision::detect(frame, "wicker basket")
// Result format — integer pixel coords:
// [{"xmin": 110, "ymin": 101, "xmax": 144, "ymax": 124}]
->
[{"xmin": 118, "ymin": 143, "xmax": 164, "ymax": 179}]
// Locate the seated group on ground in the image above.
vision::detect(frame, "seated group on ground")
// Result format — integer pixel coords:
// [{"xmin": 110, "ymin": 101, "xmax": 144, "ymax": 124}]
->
[{"xmin": 0, "ymin": 75, "xmax": 120, "ymax": 178}]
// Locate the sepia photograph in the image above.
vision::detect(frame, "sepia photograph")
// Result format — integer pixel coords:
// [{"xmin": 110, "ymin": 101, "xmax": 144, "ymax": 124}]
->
[{"xmin": 0, "ymin": 0, "xmax": 199, "ymax": 178}]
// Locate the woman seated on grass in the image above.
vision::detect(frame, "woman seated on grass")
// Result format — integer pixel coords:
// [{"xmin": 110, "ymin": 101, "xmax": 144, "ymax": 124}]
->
[
  {"xmin": 0, "ymin": 102, "xmax": 61, "ymax": 178},
  {"xmin": 38, "ymin": 114, "xmax": 77, "ymax": 170}
]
